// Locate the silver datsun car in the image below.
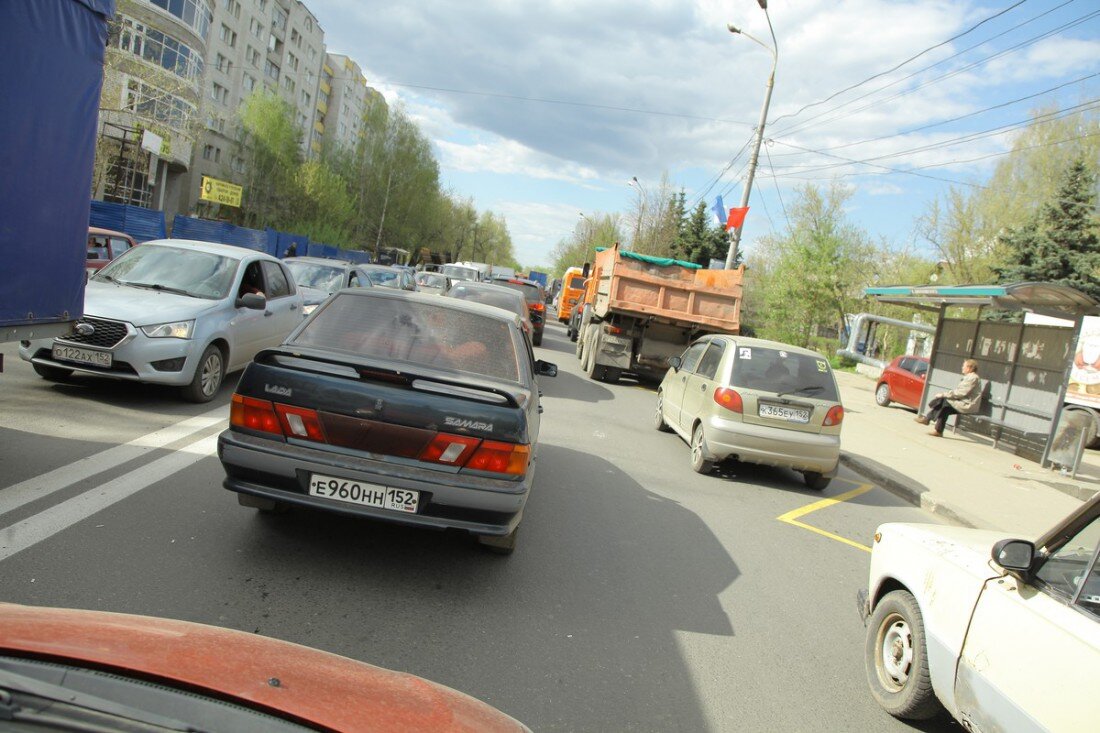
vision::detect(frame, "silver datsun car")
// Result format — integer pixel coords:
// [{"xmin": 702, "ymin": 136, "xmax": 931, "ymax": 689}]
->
[{"xmin": 20, "ymin": 240, "xmax": 303, "ymax": 402}]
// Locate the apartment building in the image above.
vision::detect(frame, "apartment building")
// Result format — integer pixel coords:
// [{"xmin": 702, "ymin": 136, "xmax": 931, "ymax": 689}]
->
[
  {"xmin": 191, "ymin": 0, "xmax": 325, "ymax": 215},
  {"xmin": 95, "ymin": 0, "xmax": 214, "ymax": 217},
  {"xmin": 324, "ymin": 53, "xmax": 368, "ymax": 152}
]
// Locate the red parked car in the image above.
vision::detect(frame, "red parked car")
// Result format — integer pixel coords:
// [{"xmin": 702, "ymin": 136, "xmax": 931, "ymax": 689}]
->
[
  {"xmin": 86, "ymin": 226, "xmax": 137, "ymax": 277},
  {"xmin": 875, "ymin": 355, "xmax": 930, "ymax": 410}
]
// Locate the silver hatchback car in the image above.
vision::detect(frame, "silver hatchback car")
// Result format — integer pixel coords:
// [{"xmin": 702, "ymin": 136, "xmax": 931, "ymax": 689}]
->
[{"xmin": 655, "ymin": 335, "xmax": 844, "ymax": 490}]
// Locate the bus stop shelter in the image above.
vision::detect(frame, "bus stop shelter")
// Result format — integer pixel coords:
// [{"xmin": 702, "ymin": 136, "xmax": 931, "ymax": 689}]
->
[{"xmin": 864, "ymin": 282, "xmax": 1099, "ymax": 472}]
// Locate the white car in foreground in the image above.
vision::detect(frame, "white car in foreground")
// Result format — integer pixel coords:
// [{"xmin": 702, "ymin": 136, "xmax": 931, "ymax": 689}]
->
[{"xmin": 860, "ymin": 492, "xmax": 1099, "ymax": 731}]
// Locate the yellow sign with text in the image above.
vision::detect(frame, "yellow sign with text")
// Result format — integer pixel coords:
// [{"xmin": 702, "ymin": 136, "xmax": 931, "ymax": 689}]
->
[{"xmin": 199, "ymin": 176, "xmax": 242, "ymax": 207}]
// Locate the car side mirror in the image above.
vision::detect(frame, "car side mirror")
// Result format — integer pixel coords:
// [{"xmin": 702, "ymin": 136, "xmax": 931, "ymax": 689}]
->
[
  {"xmin": 536, "ymin": 360, "xmax": 558, "ymax": 378},
  {"xmin": 237, "ymin": 292, "xmax": 267, "ymax": 310},
  {"xmin": 668, "ymin": 356, "xmax": 682, "ymax": 371},
  {"xmin": 992, "ymin": 538, "xmax": 1035, "ymax": 572}
]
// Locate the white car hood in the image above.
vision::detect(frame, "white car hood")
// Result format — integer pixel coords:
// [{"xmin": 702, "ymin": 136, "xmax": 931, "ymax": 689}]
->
[
  {"xmin": 85, "ymin": 280, "xmax": 219, "ymax": 326},
  {"xmin": 881, "ymin": 523, "xmax": 1013, "ymax": 577}
]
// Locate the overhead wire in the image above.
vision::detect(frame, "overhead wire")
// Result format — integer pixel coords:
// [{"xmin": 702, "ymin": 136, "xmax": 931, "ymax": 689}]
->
[
  {"xmin": 773, "ymin": 6, "xmax": 1100, "ymax": 139},
  {"xmin": 766, "ymin": 0, "xmax": 1031, "ymax": 130}
]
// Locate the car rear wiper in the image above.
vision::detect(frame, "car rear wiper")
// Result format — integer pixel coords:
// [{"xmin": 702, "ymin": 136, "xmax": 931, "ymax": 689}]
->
[
  {"xmin": 777, "ymin": 385, "xmax": 824, "ymax": 397},
  {"xmin": 115, "ymin": 281, "xmax": 196, "ymax": 298}
]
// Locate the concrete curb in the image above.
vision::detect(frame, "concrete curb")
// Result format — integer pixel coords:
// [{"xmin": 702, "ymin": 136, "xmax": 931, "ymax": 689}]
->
[{"xmin": 839, "ymin": 453, "xmax": 980, "ymax": 529}]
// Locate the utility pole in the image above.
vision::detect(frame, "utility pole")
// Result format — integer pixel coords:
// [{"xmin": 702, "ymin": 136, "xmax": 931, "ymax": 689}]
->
[{"xmin": 724, "ymin": 3, "xmax": 777, "ymax": 270}]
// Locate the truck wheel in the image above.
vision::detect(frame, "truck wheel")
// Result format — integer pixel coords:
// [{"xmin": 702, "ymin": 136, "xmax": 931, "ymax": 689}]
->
[
  {"xmin": 33, "ymin": 363, "xmax": 73, "ymax": 381},
  {"xmin": 865, "ymin": 590, "xmax": 943, "ymax": 721},
  {"xmin": 802, "ymin": 471, "xmax": 831, "ymax": 491},
  {"xmin": 654, "ymin": 392, "xmax": 673, "ymax": 432},
  {"xmin": 690, "ymin": 423, "xmax": 714, "ymax": 474},
  {"xmin": 575, "ymin": 326, "xmax": 586, "ymax": 359},
  {"xmin": 875, "ymin": 383, "xmax": 892, "ymax": 407},
  {"xmin": 182, "ymin": 344, "xmax": 224, "ymax": 403},
  {"xmin": 569, "ymin": 324, "xmax": 578, "ymax": 343},
  {"xmin": 603, "ymin": 367, "xmax": 621, "ymax": 384}
]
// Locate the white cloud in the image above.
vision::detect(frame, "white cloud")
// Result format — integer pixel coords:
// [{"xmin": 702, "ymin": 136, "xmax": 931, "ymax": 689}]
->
[{"xmin": 493, "ymin": 201, "xmax": 587, "ymax": 266}]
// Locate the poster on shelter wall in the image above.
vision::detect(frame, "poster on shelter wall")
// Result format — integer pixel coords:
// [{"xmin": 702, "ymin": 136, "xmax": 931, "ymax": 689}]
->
[{"xmin": 1068, "ymin": 315, "xmax": 1100, "ymax": 408}]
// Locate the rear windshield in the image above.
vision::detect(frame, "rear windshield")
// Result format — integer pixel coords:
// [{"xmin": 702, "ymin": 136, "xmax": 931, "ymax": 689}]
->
[
  {"xmin": 364, "ymin": 269, "xmax": 400, "ymax": 287},
  {"xmin": 291, "ymin": 294, "xmax": 521, "ymax": 383},
  {"xmin": 566, "ymin": 274, "xmax": 585, "ymax": 289},
  {"xmin": 442, "ymin": 265, "xmax": 479, "ymax": 282},
  {"xmin": 285, "ymin": 262, "xmax": 344, "ymax": 292},
  {"xmin": 493, "ymin": 281, "xmax": 540, "ymax": 303},
  {"xmin": 448, "ymin": 286, "xmax": 525, "ymax": 317},
  {"xmin": 730, "ymin": 346, "xmax": 839, "ymax": 401}
]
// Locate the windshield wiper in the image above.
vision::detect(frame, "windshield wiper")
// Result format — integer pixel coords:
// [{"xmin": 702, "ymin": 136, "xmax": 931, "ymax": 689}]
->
[
  {"xmin": 777, "ymin": 385, "xmax": 824, "ymax": 398},
  {"xmin": 0, "ymin": 669, "xmax": 193, "ymax": 731},
  {"xmin": 116, "ymin": 281, "xmax": 196, "ymax": 298}
]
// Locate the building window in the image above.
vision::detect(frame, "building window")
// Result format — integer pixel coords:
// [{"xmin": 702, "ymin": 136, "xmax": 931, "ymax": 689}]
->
[
  {"xmin": 203, "ymin": 145, "xmax": 222, "ymax": 163},
  {"xmin": 219, "ymin": 24, "xmax": 236, "ymax": 48},
  {"xmin": 214, "ymin": 53, "xmax": 229, "ymax": 73},
  {"xmin": 211, "ymin": 81, "xmax": 229, "ymax": 105},
  {"xmin": 249, "ymin": 17, "xmax": 264, "ymax": 39},
  {"xmin": 286, "ymin": 53, "xmax": 298, "ymax": 71},
  {"xmin": 264, "ymin": 60, "xmax": 279, "ymax": 81},
  {"xmin": 307, "ymin": 46, "xmax": 315, "ymax": 62},
  {"xmin": 231, "ymin": 155, "xmax": 246, "ymax": 174},
  {"xmin": 318, "ymin": 88, "xmax": 328, "ymax": 107},
  {"xmin": 299, "ymin": 90, "xmax": 310, "ymax": 106},
  {"xmin": 283, "ymin": 75, "xmax": 295, "ymax": 93},
  {"xmin": 304, "ymin": 16, "xmax": 312, "ymax": 31},
  {"xmin": 148, "ymin": 0, "xmax": 213, "ymax": 41},
  {"xmin": 267, "ymin": 34, "xmax": 283, "ymax": 55},
  {"xmin": 114, "ymin": 16, "xmax": 204, "ymax": 82},
  {"xmin": 297, "ymin": 112, "xmax": 307, "ymax": 128},
  {"xmin": 243, "ymin": 74, "xmax": 256, "ymax": 92},
  {"xmin": 272, "ymin": 7, "xmax": 287, "ymax": 31},
  {"xmin": 226, "ymin": 0, "xmax": 241, "ymax": 18},
  {"xmin": 123, "ymin": 77, "xmax": 196, "ymax": 133},
  {"xmin": 246, "ymin": 46, "xmax": 260, "ymax": 67},
  {"xmin": 290, "ymin": 28, "xmax": 301, "ymax": 48}
]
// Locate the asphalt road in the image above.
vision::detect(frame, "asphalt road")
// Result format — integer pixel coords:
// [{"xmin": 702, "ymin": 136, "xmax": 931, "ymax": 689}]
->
[{"xmin": 0, "ymin": 327, "xmax": 957, "ymax": 732}]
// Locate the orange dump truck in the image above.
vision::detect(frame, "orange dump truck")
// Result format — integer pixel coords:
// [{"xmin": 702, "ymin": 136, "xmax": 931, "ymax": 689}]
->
[
  {"xmin": 575, "ymin": 244, "xmax": 743, "ymax": 383},
  {"xmin": 556, "ymin": 266, "xmax": 587, "ymax": 323}
]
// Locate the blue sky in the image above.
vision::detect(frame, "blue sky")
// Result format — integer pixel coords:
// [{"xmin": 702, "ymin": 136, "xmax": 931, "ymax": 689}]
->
[{"xmin": 311, "ymin": 0, "xmax": 1100, "ymax": 268}]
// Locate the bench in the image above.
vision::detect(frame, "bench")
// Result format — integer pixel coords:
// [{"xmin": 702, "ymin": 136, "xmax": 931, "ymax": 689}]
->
[{"xmin": 947, "ymin": 381, "xmax": 1048, "ymax": 454}]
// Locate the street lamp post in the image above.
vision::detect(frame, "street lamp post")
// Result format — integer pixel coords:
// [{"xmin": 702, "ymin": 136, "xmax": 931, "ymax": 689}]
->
[
  {"xmin": 629, "ymin": 176, "xmax": 648, "ymax": 252},
  {"xmin": 724, "ymin": 4, "xmax": 777, "ymax": 271}
]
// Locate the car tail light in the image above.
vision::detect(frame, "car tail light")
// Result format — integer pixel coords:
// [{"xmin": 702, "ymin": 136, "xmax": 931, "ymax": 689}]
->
[
  {"xmin": 603, "ymin": 324, "xmax": 623, "ymax": 335},
  {"xmin": 823, "ymin": 405, "xmax": 845, "ymax": 426},
  {"xmin": 419, "ymin": 433, "xmax": 481, "ymax": 465},
  {"xmin": 231, "ymin": 394, "xmax": 281, "ymax": 435},
  {"xmin": 530, "ymin": 302, "xmax": 545, "ymax": 312},
  {"xmin": 713, "ymin": 387, "xmax": 743, "ymax": 413},
  {"xmin": 466, "ymin": 441, "xmax": 531, "ymax": 476},
  {"xmin": 275, "ymin": 404, "xmax": 327, "ymax": 441}
]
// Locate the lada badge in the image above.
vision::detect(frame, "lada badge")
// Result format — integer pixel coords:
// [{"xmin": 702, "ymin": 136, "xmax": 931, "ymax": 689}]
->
[{"xmin": 264, "ymin": 384, "xmax": 292, "ymax": 397}]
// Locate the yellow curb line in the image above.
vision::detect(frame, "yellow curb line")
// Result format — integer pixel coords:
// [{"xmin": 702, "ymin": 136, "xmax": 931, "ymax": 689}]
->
[{"xmin": 777, "ymin": 482, "xmax": 876, "ymax": 553}]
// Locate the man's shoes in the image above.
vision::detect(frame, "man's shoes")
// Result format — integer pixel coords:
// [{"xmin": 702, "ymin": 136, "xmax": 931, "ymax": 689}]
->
[
  {"xmin": 915, "ymin": 415, "xmax": 930, "ymax": 425},
  {"xmin": 928, "ymin": 429, "xmax": 943, "ymax": 437}
]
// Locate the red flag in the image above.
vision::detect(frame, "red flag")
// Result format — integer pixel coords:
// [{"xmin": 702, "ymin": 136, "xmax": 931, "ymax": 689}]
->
[{"xmin": 726, "ymin": 207, "xmax": 749, "ymax": 230}]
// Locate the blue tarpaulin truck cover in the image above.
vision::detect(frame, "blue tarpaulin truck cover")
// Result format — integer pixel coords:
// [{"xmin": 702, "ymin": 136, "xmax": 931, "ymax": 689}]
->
[{"xmin": 0, "ymin": 0, "xmax": 114, "ymax": 334}]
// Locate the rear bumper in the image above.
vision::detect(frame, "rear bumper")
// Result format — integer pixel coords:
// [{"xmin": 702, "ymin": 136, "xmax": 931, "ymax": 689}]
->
[
  {"xmin": 218, "ymin": 430, "xmax": 531, "ymax": 536},
  {"xmin": 704, "ymin": 415, "xmax": 841, "ymax": 475}
]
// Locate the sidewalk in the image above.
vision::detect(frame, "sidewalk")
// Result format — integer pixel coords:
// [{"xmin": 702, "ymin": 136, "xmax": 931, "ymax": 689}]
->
[{"xmin": 835, "ymin": 370, "xmax": 1099, "ymax": 538}]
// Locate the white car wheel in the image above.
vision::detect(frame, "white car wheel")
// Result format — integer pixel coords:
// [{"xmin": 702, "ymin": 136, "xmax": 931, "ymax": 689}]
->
[{"xmin": 865, "ymin": 590, "xmax": 943, "ymax": 720}]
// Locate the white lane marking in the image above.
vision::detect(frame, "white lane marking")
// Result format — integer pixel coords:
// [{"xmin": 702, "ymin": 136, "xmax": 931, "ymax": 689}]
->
[
  {"xmin": 0, "ymin": 406, "xmax": 225, "ymax": 517},
  {"xmin": 0, "ymin": 434, "xmax": 219, "ymax": 563}
]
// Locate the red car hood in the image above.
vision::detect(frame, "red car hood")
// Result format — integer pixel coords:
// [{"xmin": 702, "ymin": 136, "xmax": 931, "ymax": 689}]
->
[{"xmin": 0, "ymin": 603, "xmax": 527, "ymax": 732}]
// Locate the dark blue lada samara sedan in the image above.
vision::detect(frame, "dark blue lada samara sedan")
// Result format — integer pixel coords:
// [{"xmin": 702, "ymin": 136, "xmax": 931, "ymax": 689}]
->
[{"xmin": 218, "ymin": 288, "xmax": 557, "ymax": 554}]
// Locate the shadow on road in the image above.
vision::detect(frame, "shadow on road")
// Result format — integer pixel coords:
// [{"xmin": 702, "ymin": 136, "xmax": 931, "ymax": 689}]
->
[
  {"xmin": 540, "ymin": 368, "xmax": 616, "ymax": 403},
  {"xmin": 212, "ymin": 444, "xmax": 739, "ymax": 731}
]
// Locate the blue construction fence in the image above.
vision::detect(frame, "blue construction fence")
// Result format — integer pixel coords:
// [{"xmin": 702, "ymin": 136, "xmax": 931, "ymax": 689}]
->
[{"xmin": 88, "ymin": 201, "xmax": 373, "ymax": 263}]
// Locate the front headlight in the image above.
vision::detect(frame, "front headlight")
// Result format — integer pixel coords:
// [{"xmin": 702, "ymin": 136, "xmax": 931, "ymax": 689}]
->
[
  {"xmin": 141, "ymin": 320, "xmax": 195, "ymax": 339},
  {"xmin": 302, "ymin": 303, "xmax": 319, "ymax": 316}
]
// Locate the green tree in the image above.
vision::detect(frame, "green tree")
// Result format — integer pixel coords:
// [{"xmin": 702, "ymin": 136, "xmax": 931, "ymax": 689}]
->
[
  {"xmin": 236, "ymin": 92, "xmax": 303, "ymax": 231},
  {"xmin": 551, "ymin": 213, "xmax": 624, "ymax": 276},
  {"xmin": 995, "ymin": 157, "xmax": 1100, "ymax": 300},
  {"xmin": 674, "ymin": 201, "xmax": 728, "ymax": 266},
  {"xmin": 755, "ymin": 183, "xmax": 876, "ymax": 347}
]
